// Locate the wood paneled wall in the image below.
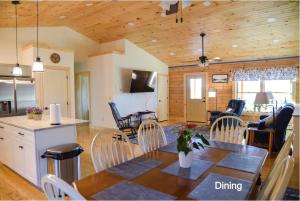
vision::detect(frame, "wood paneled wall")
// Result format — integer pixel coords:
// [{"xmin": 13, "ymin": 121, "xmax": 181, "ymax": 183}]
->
[{"xmin": 169, "ymin": 58, "xmax": 299, "ymax": 119}]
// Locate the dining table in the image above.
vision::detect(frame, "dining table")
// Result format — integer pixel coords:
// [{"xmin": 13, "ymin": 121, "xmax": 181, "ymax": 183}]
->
[{"xmin": 73, "ymin": 141, "xmax": 268, "ymax": 200}]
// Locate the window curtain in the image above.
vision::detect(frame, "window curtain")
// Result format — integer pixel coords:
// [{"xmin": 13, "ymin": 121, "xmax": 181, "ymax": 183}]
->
[{"xmin": 231, "ymin": 66, "xmax": 299, "ymax": 81}]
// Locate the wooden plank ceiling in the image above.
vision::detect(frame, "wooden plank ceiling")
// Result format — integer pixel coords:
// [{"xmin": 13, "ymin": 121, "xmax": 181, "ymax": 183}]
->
[{"xmin": 0, "ymin": 1, "xmax": 299, "ymax": 66}]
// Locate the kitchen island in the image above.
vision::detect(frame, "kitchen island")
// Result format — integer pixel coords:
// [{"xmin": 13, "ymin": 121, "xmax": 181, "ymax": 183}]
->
[{"xmin": 0, "ymin": 115, "xmax": 87, "ymax": 187}]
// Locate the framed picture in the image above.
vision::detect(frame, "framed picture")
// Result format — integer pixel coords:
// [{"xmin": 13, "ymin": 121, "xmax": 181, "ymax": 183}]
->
[{"xmin": 212, "ymin": 74, "xmax": 228, "ymax": 83}]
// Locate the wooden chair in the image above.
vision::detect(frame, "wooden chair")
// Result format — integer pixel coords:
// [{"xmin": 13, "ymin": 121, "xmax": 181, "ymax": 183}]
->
[
  {"xmin": 42, "ymin": 174, "xmax": 86, "ymax": 201},
  {"xmin": 269, "ymin": 134, "xmax": 294, "ymax": 174},
  {"xmin": 137, "ymin": 120, "xmax": 167, "ymax": 153},
  {"xmin": 210, "ymin": 116, "xmax": 249, "ymax": 145},
  {"xmin": 91, "ymin": 130, "xmax": 134, "ymax": 172},
  {"xmin": 256, "ymin": 155, "xmax": 294, "ymax": 200}
]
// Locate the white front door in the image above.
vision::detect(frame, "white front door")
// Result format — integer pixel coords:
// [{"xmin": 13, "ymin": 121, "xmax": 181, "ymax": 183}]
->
[
  {"xmin": 157, "ymin": 74, "xmax": 168, "ymax": 121},
  {"xmin": 43, "ymin": 68, "xmax": 69, "ymax": 117},
  {"xmin": 186, "ymin": 74, "xmax": 207, "ymax": 122}
]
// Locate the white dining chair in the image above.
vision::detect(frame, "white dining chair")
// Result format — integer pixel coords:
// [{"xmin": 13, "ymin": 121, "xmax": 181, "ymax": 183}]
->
[
  {"xmin": 269, "ymin": 134, "xmax": 294, "ymax": 174},
  {"xmin": 42, "ymin": 174, "xmax": 86, "ymax": 201},
  {"xmin": 91, "ymin": 129, "xmax": 134, "ymax": 172},
  {"xmin": 256, "ymin": 155, "xmax": 294, "ymax": 200},
  {"xmin": 137, "ymin": 119, "xmax": 167, "ymax": 153},
  {"xmin": 210, "ymin": 116, "xmax": 249, "ymax": 145}
]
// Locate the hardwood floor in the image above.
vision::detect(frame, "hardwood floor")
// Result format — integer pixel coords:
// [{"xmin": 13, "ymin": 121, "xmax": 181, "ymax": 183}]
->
[{"xmin": 0, "ymin": 122, "xmax": 298, "ymax": 200}]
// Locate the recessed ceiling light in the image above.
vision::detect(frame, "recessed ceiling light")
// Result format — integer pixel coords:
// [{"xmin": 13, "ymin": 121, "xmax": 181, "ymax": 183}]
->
[
  {"xmin": 85, "ymin": 3, "xmax": 93, "ymax": 6},
  {"xmin": 59, "ymin": 15, "xmax": 66, "ymax": 19},
  {"xmin": 267, "ymin": 17, "xmax": 276, "ymax": 23},
  {"xmin": 273, "ymin": 39, "xmax": 280, "ymax": 43},
  {"xmin": 128, "ymin": 22, "xmax": 135, "ymax": 26},
  {"xmin": 203, "ymin": 0, "xmax": 211, "ymax": 7},
  {"xmin": 232, "ymin": 44, "xmax": 238, "ymax": 48},
  {"xmin": 169, "ymin": 52, "xmax": 175, "ymax": 56},
  {"xmin": 213, "ymin": 29, "xmax": 221, "ymax": 32},
  {"xmin": 213, "ymin": 57, "xmax": 221, "ymax": 60},
  {"xmin": 161, "ymin": 12, "xmax": 166, "ymax": 17},
  {"xmin": 197, "ymin": 48, "xmax": 202, "ymax": 52},
  {"xmin": 151, "ymin": 39, "xmax": 157, "ymax": 43}
]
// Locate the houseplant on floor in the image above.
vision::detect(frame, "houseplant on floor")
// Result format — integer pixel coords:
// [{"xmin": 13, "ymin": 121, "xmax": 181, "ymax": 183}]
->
[{"xmin": 175, "ymin": 124, "xmax": 210, "ymax": 168}]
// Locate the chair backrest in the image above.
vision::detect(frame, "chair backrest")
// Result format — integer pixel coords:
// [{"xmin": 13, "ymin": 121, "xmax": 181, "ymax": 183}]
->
[
  {"xmin": 108, "ymin": 102, "xmax": 122, "ymax": 121},
  {"xmin": 274, "ymin": 103, "xmax": 294, "ymax": 133},
  {"xmin": 137, "ymin": 120, "xmax": 167, "ymax": 153},
  {"xmin": 42, "ymin": 174, "xmax": 86, "ymax": 201},
  {"xmin": 210, "ymin": 116, "xmax": 249, "ymax": 145},
  {"xmin": 91, "ymin": 129, "xmax": 134, "ymax": 172},
  {"xmin": 257, "ymin": 156, "xmax": 294, "ymax": 200},
  {"xmin": 263, "ymin": 134, "xmax": 293, "ymax": 188},
  {"xmin": 227, "ymin": 99, "xmax": 246, "ymax": 116}
]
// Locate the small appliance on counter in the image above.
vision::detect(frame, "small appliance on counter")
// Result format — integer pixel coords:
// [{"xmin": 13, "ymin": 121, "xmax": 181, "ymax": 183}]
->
[{"xmin": 50, "ymin": 103, "xmax": 62, "ymax": 125}]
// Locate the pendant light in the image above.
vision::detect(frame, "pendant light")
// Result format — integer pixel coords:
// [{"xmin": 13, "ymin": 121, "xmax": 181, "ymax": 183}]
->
[
  {"xmin": 198, "ymin": 33, "xmax": 209, "ymax": 67},
  {"xmin": 12, "ymin": 1, "xmax": 22, "ymax": 76},
  {"xmin": 32, "ymin": 0, "xmax": 44, "ymax": 72}
]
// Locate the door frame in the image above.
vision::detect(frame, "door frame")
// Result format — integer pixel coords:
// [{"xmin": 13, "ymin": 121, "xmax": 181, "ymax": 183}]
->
[
  {"xmin": 34, "ymin": 66, "xmax": 71, "ymax": 117},
  {"xmin": 157, "ymin": 73, "xmax": 169, "ymax": 122},
  {"xmin": 75, "ymin": 71, "xmax": 91, "ymax": 120},
  {"xmin": 183, "ymin": 72, "xmax": 208, "ymax": 122}
]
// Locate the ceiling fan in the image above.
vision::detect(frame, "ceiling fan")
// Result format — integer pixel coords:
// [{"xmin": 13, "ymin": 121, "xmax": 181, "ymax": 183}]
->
[{"xmin": 183, "ymin": 32, "xmax": 222, "ymax": 66}]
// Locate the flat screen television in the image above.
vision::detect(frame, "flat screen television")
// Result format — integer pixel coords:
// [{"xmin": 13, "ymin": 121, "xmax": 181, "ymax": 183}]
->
[{"xmin": 130, "ymin": 70, "xmax": 157, "ymax": 93}]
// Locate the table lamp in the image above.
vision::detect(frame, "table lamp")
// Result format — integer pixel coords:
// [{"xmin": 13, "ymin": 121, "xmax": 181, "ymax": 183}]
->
[{"xmin": 254, "ymin": 92, "xmax": 270, "ymax": 112}]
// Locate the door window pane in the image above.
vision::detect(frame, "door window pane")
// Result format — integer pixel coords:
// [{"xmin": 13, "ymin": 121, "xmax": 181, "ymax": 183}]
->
[{"xmin": 190, "ymin": 78, "xmax": 202, "ymax": 99}]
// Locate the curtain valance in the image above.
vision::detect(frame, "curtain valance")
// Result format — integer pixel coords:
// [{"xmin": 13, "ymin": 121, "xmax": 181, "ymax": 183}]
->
[{"xmin": 231, "ymin": 66, "xmax": 299, "ymax": 81}]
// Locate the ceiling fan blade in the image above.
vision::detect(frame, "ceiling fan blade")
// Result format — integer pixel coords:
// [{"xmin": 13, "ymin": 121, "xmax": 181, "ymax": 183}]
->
[{"xmin": 182, "ymin": 59, "xmax": 199, "ymax": 63}]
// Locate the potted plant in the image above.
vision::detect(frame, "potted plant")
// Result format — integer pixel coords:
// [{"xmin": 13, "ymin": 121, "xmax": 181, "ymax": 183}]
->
[
  {"xmin": 175, "ymin": 124, "xmax": 210, "ymax": 168},
  {"xmin": 26, "ymin": 107, "xmax": 34, "ymax": 119},
  {"xmin": 33, "ymin": 107, "xmax": 43, "ymax": 120}
]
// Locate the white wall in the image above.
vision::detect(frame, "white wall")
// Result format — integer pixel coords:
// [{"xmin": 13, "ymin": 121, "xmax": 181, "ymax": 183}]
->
[
  {"xmin": 23, "ymin": 46, "xmax": 76, "ymax": 117},
  {"xmin": 113, "ymin": 39, "xmax": 168, "ymax": 116},
  {"xmin": 0, "ymin": 27, "xmax": 101, "ymax": 64},
  {"xmin": 0, "ymin": 26, "xmax": 102, "ymax": 118},
  {"xmin": 76, "ymin": 39, "xmax": 168, "ymax": 128}
]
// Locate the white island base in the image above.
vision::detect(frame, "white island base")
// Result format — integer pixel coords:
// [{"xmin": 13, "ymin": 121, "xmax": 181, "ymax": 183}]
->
[{"xmin": 0, "ymin": 116, "xmax": 86, "ymax": 187}]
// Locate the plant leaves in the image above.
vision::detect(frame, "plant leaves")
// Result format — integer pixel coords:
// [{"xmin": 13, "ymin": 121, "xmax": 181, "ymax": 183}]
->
[
  {"xmin": 199, "ymin": 134, "xmax": 210, "ymax": 145},
  {"xmin": 192, "ymin": 142, "xmax": 199, "ymax": 149}
]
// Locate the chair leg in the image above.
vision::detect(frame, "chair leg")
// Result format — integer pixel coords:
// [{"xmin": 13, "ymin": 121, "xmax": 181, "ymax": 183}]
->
[
  {"xmin": 268, "ymin": 131, "xmax": 273, "ymax": 155},
  {"xmin": 256, "ymin": 173, "xmax": 262, "ymax": 185}
]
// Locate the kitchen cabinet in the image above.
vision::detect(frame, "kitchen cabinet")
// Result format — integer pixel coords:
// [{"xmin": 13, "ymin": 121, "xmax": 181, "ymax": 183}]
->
[{"xmin": 0, "ymin": 116, "xmax": 86, "ymax": 187}]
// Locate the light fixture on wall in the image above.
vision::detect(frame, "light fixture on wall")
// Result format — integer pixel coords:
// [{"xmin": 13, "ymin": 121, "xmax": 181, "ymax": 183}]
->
[
  {"xmin": 208, "ymin": 88, "xmax": 217, "ymax": 110},
  {"xmin": 32, "ymin": 0, "xmax": 44, "ymax": 72},
  {"xmin": 12, "ymin": 1, "xmax": 22, "ymax": 76}
]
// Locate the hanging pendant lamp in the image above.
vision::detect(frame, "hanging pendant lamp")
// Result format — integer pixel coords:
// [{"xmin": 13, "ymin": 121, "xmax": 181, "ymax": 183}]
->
[
  {"xmin": 198, "ymin": 33, "xmax": 209, "ymax": 67},
  {"xmin": 12, "ymin": 1, "xmax": 22, "ymax": 76},
  {"xmin": 32, "ymin": 0, "xmax": 44, "ymax": 72}
]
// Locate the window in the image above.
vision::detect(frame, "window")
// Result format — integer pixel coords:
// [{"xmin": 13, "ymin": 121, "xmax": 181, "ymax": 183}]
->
[
  {"xmin": 236, "ymin": 80, "xmax": 294, "ymax": 112},
  {"xmin": 190, "ymin": 78, "xmax": 202, "ymax": 99}
]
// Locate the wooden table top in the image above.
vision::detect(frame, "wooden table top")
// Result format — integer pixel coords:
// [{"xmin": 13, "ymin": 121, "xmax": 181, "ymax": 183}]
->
[{"xmin": 74, "ymin": 144, "xmax": 268, "ymax": 200}]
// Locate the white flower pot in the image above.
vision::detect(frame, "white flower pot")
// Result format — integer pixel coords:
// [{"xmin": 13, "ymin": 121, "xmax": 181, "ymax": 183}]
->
[{"xmin": 178, "ymin": 151, "xmax": 193, "ymax": 168}]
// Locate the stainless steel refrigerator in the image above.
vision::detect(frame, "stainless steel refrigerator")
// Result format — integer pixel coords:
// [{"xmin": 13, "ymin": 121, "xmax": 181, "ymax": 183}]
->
[{"xmin": 0, "ymin": 76, "xmax": 36, "ymax": 117}]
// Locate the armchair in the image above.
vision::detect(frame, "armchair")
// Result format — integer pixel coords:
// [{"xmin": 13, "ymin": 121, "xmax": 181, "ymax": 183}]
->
[
  {"xmin": 209, "ymin": 99, "xmax": 246, "ymax": 125},
  {"xmin": 248, "ymin": 103, "xmax": 295, "ymax": 151},
  {"xmin": 108, "ymin": 102, "xmax": 139, "ymax": 138}
]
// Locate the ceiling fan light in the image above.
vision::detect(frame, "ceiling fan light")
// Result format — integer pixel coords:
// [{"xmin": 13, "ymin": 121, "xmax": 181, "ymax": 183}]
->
[
  {"xmin": 12, "ymin": 63, "xmax": 22, "ymax": 76},
  {"xmin": 32, "ymin": 57, "xmax": 44, "ymax": 72},
  {"xmin": 182, "ymin": 0, "xmax": 192, "ymax": 9},
  {"xmin": 160, "ymin": 1, "xmax": 171, "ymax": 10}
]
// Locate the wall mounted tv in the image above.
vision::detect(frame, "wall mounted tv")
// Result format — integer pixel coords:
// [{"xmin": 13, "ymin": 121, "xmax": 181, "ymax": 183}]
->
[{"xmin": 130, "ymin": 70, "xmax": 157, "ymax": 93}]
